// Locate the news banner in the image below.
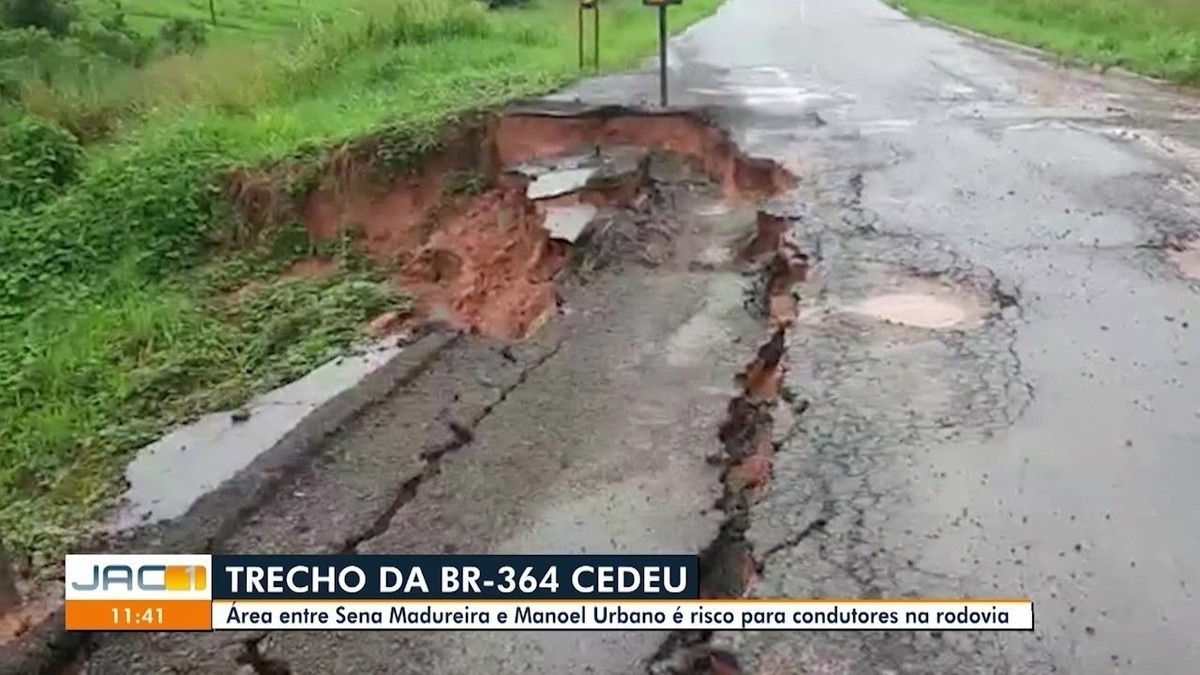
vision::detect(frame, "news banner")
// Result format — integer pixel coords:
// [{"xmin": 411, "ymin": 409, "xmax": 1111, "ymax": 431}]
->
[{"xmin": 64, "ymin": 554, "xmax": 1033, "ymax": 632}]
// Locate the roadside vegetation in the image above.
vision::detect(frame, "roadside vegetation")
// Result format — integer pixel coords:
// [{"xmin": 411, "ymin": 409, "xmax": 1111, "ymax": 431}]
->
[
  {"xmin": 0, "ymin": 0, "xmax": 721, "ymax": 568},
  {"xmin": 894, "ymin": 0, "xmax": 1200, "ymax": 84}
]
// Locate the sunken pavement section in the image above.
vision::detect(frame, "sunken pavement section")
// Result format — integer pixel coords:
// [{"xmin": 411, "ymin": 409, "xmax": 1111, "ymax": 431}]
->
[{"xmin": 3, "ymin": 101, "xmax": 814, "ymax": 675}]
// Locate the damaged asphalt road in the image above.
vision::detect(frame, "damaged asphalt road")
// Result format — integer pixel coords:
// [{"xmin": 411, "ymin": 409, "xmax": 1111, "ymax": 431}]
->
[
  {"xmin": 642, "ymin": 0, "xmax": 1197, "ymax": 672},
  {"xmin": 82, "ymin": 0, "xmax": 1200, "ymax": 673},
  {"xmin": 86, "ymin": 154, "xmax": 778, "ymax": 673}
]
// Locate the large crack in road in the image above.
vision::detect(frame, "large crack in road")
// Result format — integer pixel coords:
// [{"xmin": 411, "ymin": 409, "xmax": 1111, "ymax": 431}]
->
[
  {"xmin": 650, "ymin": 209, "xmax": 813, "ymax": 675},
  {"xmin": 20, "ymin": 0, "xmax": 1200, "ymax": 672},
  {"xmin": 650, "ymin": 118, "xmax": 1035, "ymax": 674},
  {"xmin": 338, "ymin": 340, "xmax": 566, "ymax": 555},
  {"xmin": 71, "ymin": 89, "xmax": 1037, "ymax": 675},
  {"xmin": 703, "ymin": 151, "xmax": 1041, "ymax": 671},
  {"xmin": 73, "ymin": 103, "xmax": 807, "ymax": 675},
  {"xmin": 219, "ymin": 342, "xmax": 569, "ymax": 675}
]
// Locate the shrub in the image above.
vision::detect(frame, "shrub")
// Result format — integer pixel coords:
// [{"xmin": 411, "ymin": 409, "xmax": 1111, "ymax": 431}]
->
[
  {"xmin": 0, "ymin": 115, "xmax": 82, "ymax": 210},
  {"xmin": 387, "ymin": 0, "xmax": 491, "ymax": 44},
  {"xmin": 0, "ymin": 27, "xmax": 131, "ymax": 137},
  {"xmin": 0, "ymin": 0, "xmax": 75, "ymax": 37},
  {"xmin": 158, "ymin": 17, "xmax": 207, "ymax": 55},
  {"xmin": 72, "ymin": 11, "xmax": 155, "ymax": 66}
]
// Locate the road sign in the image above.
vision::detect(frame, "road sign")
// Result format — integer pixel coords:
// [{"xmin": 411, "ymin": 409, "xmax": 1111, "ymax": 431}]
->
[
  {"xmin": 643, "ymin": 0, "xmax": 680, "ymax": 105},
  {"xmin": 579, "ymin": 0, "xmax": 600, "ymax": 71}
]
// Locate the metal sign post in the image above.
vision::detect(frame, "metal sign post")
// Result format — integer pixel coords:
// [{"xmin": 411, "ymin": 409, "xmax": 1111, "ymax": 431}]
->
[
  {"xmin": 579, "ymin": 0, "xmax": 599, "ymax": 72},
  {"xmin": 643, "ymin": 0, "xmax": 682, "ymax": 107}
]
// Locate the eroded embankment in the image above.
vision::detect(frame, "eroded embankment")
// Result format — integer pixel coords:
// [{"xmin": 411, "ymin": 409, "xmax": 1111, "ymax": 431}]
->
[
  {"xmin": 249, "ymin": 108, "xmax": 809, "ymax": 675},
  {"xmin": 652, "ymin": 214, "xmax": 811, "ymax": 675},
  {"xmin": 233, "ymin": 108, "xmax": 809, "ymax": 675},
  {"xmin": 0, "ymin": 104, "xmax": 800, "ymax": 674},
  {"xmin": 229, "ymin": 105, "xmax": 794, "ymax": 340}
]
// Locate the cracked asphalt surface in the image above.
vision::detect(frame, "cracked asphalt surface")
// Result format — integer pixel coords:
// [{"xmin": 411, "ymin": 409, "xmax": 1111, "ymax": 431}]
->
[{"xmin": 86, "ymin": 0, "xmax": 1200, "ymax": 672}]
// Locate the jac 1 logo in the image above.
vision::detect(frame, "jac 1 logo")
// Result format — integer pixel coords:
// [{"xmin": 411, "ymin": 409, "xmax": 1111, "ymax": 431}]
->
[{"xmin": 71, "ymin": 563, "xmax": 207, "ymax": 592}]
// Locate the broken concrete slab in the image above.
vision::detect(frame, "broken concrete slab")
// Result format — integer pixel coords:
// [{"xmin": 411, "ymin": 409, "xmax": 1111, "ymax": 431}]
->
[
  {"xmin": 591, "ymin": 145, "xmax": 650, "ymax": 183},
  {"xmin": 112, "ymin": 341, "xmax": 407, "ymax": 532},
  {"xmin": 542, "ymin": 203, "xmax": 598, "ymax": 243},
  {"xmin": 515, "ymin": 146, "xmax": 648, "ymax": 201},
  {"xmin": 526, "ymin": 166, "xmax": 599, "ymax": 200},
  {"xmin": 508, "ymin": 152, "xmax": 595, "ymax": 179}
]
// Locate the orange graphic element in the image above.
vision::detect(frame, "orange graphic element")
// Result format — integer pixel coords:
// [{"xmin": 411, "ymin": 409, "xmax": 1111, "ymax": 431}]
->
[{"xmin": 65, "ymin": 599, "xmax": 211, "ymax": 631}]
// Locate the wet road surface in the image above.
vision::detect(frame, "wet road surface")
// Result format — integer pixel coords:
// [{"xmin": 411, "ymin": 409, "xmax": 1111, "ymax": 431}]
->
[
  {"xmin": 655, "ymin": 0, "xmax": 1200, "ymax": 672},
  {"xmin": 87, "ymin": 0, "xmax": 1200, "ymax": 672}
]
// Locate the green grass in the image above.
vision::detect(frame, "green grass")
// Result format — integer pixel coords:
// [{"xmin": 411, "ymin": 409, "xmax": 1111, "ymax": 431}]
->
[
  {"xmin": 0, "ymin": 0, "xmax": 723, "ymax": 568},
  {"xmin": 894, "ymin": 0, "xmax": 1200, "ymax": 84},
  {"xmin": 77, "ymin": 0, "xmax": 363, "ymax": 43}
]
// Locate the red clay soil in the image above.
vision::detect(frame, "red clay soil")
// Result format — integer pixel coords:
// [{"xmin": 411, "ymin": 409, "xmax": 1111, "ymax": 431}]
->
[
  {"xmin": 295, "ymin": 123, "xmax": 564, "ymax": 339},
  {"xmin": 741, "ymin": 212, "xmax": 790, "ymax": 261},
  {"xmin": 496, "ymin": 113, "xmax": 795, "ymax": 200},
  {"xmin": 303, "ymin": 157, "xmax": 456, "ymax": 258},
  {"xmin": 764, "ymin": 235, "xmax": 809, "ymax": 330},
  {"xmin": 399, "ymin": 187, "xmax": 568, "ymax": 339},
  {"xmin": 235, "ymin": 109, "xmax": 796, "ymax": 340},
  {"xmin": 707, "ymin": 220, "xmax": 809, "ymax": 606}
]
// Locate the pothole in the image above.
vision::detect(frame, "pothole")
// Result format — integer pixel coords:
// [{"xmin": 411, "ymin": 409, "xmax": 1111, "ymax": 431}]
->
[
  {"xmin": 1168, "ymin": 238, "xmax": 1200, "ymax": 280},
  {"xmin": 848, "ymin": 292, "xmax": 968, "ymax": 328},
  {"xmin": 842, "ymin": 279, "xmax": 986, "ymax": 330}
]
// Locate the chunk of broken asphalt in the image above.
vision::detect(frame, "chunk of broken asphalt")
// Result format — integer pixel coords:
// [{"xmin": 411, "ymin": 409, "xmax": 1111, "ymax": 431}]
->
[
  {"xmin": 526, "ymin": 167, "xmax": 597, "ymax": 200},
  {"xmin": 542, "ymin": 204, "xmax": 598, "ymax": 243}
]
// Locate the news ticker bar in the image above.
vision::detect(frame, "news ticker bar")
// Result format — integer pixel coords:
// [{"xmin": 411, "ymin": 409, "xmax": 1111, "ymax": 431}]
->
[
  {"xmin": 66, "ymin": 600, "xmax": 1034, "ymax": 632},
  {"xmin": 63, "ymin": 554, "xmax": 1033, "ymax": 632}
]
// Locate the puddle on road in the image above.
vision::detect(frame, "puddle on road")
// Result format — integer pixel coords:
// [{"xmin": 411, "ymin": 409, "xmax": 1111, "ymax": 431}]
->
[
  {"xmin": 1168, "ymin": 239, "xmax": 1200, "ymax": 280},
  {"xmin": 849, "ymin": 293, "xmax": 969, "ymax": 328},
  {"xmin": 843, "ymin": 279, "xmax": 986, "ymax": 330}
]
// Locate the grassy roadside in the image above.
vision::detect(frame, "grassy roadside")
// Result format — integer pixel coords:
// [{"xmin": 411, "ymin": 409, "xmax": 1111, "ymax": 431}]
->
[
  {"xmin": 74, "ymin": 0, "xmax": 359, "ymax": 42},
  {"xmin": 893, "ymin": 0, "xmax": 1200, "ymax": 84},
  {"xmin": 0, "ymin": 0, "xmax": 722, "ymax": 568}
]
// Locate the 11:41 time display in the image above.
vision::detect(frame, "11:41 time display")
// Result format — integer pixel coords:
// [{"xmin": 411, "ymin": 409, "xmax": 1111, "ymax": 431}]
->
[
  {"xmin": 113, "ymin": 606, "xmax": 164, "ymax": 625},
  {"xmin": 66, "ymin": 599, "xmax": 212, "ymax": 631}
]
